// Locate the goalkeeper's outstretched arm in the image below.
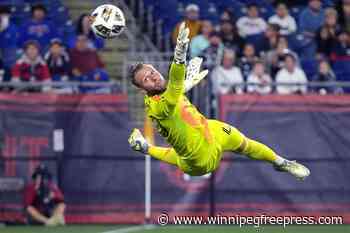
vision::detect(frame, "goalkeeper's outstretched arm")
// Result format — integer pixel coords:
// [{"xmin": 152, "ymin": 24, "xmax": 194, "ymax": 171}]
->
[{"xmin": 162, "ymin": 22, "xmax": 189, "ymax": 106}]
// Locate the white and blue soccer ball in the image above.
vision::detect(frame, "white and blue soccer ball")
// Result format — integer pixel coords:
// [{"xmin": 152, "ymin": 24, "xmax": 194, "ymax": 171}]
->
[{"xmin": 90, "ymin": 4, "xmax": 126, "ymax": 39}]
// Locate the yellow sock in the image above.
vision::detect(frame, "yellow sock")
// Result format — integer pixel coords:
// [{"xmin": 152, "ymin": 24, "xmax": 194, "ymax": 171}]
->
[
  {"xmin": 148, "ymin": 146, "xmax": 179, "ymax": 166},
  {"xmin": 238, "ymin": 138, "xmax": 279, "ymax": 164}
]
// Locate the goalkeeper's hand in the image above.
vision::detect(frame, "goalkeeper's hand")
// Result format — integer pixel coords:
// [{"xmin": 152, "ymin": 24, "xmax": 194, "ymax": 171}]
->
[
  {"xmin": 184, "ymin": 57, "xmax": 209, "ymax": 92},
  {"xmin": 128, "ymin": 128, "xmax": 149, "ymax": 154},
  {"xmin": 174, "ymin": 22, "xmax": 190, "ymax": 64}
]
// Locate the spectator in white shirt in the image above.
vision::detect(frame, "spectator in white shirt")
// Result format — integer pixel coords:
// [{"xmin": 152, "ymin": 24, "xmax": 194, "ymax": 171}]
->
[
  {"xmin": 276, "ymin": 54, "xmax": 308, "ymax": 94},
  {"xmin": 211, "ymin": 49, "xmax": 244, "ymax": 95},
  {"xmin": 268, "ymin": 3, "xmax": 297, "ymax": 36},
  {"xmin": 247, "ymin": 61, "xmax": 272, "ymax": 94},
  {"xmin": 236, "ymin": 3, "xmax": 267, "ymax": 38}
]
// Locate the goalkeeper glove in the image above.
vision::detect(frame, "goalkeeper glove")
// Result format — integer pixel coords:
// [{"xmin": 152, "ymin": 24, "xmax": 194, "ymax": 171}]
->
[
  {"xmin": 128, "ymin": 128, "xmax": 149, "ymax": 154},
  {"xmin": 184, "ymin": 57, "xmax": 209, "ymax": 93},
  {"xmin": 174, "ymin": 22, "xmax": 190, "ymax": 64}
]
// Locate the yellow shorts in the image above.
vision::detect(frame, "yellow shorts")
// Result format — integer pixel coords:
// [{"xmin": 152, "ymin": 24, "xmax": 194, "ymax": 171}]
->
[{"xmin": 177, "ymin": 120, "xmax": 245, "ymax": 175}]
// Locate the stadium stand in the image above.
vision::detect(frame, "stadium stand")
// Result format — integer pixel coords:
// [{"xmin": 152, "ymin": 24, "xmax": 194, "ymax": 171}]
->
[
  {"xmin": 0, "ymin": 0, "xmax": 126, "ymax": 93},
  {"xmin": 129, "ymin": 0, "xmax": 350, "ymax": 91}
]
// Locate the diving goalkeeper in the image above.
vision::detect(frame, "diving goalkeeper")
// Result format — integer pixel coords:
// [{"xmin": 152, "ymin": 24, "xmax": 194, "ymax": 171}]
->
[{"xmin": 128, "ymin": 23, "xmax": 310, "ymax": 180}]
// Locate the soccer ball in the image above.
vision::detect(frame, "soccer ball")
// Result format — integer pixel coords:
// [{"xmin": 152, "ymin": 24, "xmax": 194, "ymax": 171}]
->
[{"xmin": 90, "ymin": 4, "xmax": 126, "ymax": 39}]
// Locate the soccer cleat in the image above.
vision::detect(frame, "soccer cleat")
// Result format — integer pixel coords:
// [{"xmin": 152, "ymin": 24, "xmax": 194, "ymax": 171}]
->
[
  {"xmin": 274, "ymin": 160, "xmax": 310, "ymax": 180},
  {"xmin": 128, "ymin": 128, "xmax": 149, "ymax": 154}
]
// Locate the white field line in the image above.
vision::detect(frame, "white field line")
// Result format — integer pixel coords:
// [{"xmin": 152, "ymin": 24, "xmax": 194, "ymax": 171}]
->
[{"xmin": 100, "ymin": 224, "xmax": 157, "ymax": 233}]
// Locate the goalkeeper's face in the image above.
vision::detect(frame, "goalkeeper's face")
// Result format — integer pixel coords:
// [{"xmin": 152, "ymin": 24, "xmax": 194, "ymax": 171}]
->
[{"xmin": 134, "ymin": 64, "xmax": 166, "ymax": 95}]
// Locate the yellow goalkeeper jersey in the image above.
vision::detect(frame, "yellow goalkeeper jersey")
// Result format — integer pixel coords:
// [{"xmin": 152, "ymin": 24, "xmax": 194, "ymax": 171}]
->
[{"xmin": 144, "ymin": 62, "xmax": 222, "ymax": 176}]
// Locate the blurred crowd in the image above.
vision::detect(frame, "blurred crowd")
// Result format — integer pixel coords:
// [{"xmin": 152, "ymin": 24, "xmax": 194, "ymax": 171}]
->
[
  {"xmin": 172, "ymin": 0, "xmax": 350, "ymax": 95},
  {"xmin": 2, "ymin": 0, "xmax": 349, "ymax": 96},
  {"xmin": 0, "ymin": 3, "xmax": 111, "ymax": 94}
]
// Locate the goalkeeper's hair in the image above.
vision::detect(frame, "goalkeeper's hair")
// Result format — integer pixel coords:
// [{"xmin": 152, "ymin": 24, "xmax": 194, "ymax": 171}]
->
[{"xmin": 129, "ymin": 63, "xmax": 144, "ymax": 88}]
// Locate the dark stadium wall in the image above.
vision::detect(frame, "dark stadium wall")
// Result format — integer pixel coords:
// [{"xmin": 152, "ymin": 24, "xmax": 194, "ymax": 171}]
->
[{"xmin": 217, "ymin": 94, "xmax": 350, "ymax": 223}]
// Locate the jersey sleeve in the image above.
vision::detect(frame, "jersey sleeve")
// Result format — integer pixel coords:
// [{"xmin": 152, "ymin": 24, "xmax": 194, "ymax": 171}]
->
[
  {"xmin": 163, "ymin": 62, "xmax": 186, "ymax": 105},
  {"xmin": 24, "ymin": 184, "xmax": 35, "ymax": 207},
  {"xmin": 51, "ymin": 184, "xmax": 64, "ymax": 203},
  {"xmin": 145, "ymin": 62, "xmax": 186, "ymax": 119}
]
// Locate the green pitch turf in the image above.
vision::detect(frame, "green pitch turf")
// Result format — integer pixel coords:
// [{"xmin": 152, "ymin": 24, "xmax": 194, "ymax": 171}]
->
[{"xmin": 1, "ymin": 224, "xmax": 349, "ymax": 233}]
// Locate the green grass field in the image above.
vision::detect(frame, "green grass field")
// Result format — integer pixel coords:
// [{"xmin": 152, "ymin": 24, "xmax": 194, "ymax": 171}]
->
[{"xmin": 1, "ymin": 224, "xmax": 349, "ymax": 233}]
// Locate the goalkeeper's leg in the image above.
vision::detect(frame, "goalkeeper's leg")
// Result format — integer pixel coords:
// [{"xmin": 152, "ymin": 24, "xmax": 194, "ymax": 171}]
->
[
  {"xmin": 148, "ymin": 146, "xmax": 179, "ymax": 166},
  {"xmin": 128, "ymin": 128, "xmax": 178, "ymax": 166},
  {"xmin": 209, "ymin": 120, "xmax": 310, "ymax": 180}
]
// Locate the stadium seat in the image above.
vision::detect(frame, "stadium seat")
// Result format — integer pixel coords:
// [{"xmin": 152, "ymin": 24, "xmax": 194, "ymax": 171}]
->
[
  {"xmin": 62, "ymin": 20, "xmax": 75, "ymax": 44},
  {"xmin": 160, "ymin": 10, "xmax": 181, "ymax": 34},
  {"xmin": 49, "ymin": 6, "xmax": 69, "ymax": 25},
  {"xmin": 143, "ymin": 0, "xmax": 159, "ymax": 7},
  {"xmin": 1, "ymin": 47, "xmax": 20, "ymax": 68},
  {"xmin": 333, "ymin": 60, "xmax": 350, "ymax": 76},
  {"xmin": 301, "ymin": 59, "xmax": 318, "ymax": 80},
  {"xmin": 154, "ymin": 0, "xmax": 178, "ymax": 17},
  {"xmin": 245, "ymin": 33, "xmax": 265, "ymax": 50},
  {"xmin": 10, "ymin": 6, "xmax": 28, "ymax": 25},
  {"xmin": 334, "ymin": 71, "xmax": 350, "ymax": 93},
  {"xmin": 260, "ymin": 4, "xmax": 275, "ymax": 20},
  {"xmin": 202, "ymin": 5, "xmax": 219, "ymax": 23},
  {"xmin": 6, "ymin": 0, "xmax": 24, "ymax": 6},
  {"xmin": 332, "ymin": 60, "xmax": 350, "ymax": 93},
  {"xmin": 216, "ymin": 0, "xmax": 245, "ymax": 18},
  {"xmin": 24, "ymin": 0, "xmax": 50, "ymax": 4},
  {"xmin": 180, "ymin": 0, "xmax": 208, "ymax": 7},
  {"xmin": 290, "ymin": 6, "xmax": 304, "ymax": 24},
  {"xmin": 287, "ymin": 33, "xmax": 307, "ymax": 55},
  {"xmin": 323, "ymin": 0, "xmax": 335, "ymax": 7}
]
